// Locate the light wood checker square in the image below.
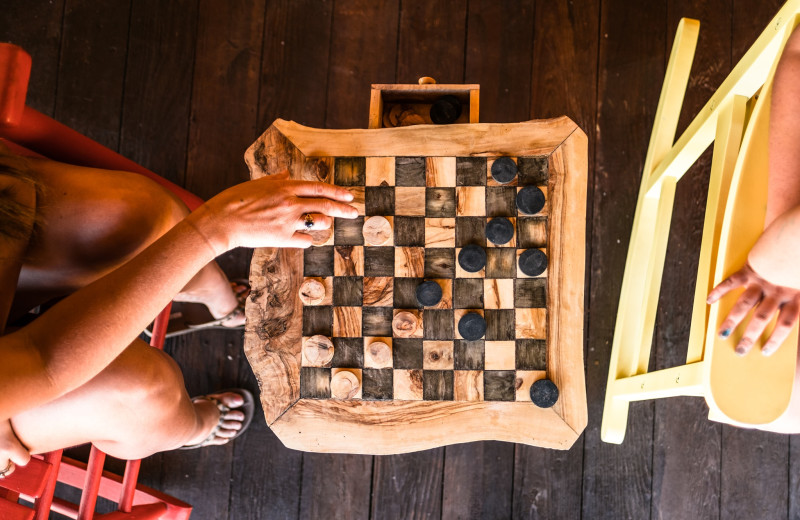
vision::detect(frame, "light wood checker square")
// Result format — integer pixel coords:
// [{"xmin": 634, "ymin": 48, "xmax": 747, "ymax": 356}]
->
[
  {"xmin": 395, "ymin": 187, "xmax": 426, "ymax": 216},
  {"xmin": 333, "ymin": 307, "xmax": 362, "ymax": 337},
  {"xmin": 425, "ymin": 218, "xmax": 456, "ymax": 247},
  {"xmin": 425, "ymin": 157, "xmax": 456, "ymax": 187},
  {"xmin": 485, "ymin": 341, "xmax": 516, "ymax": 370},
  {"xmin": 515, "ymin": 370, "xmax": 546, "ymax": 402},
  {"xmin": 516, "ymin": 309, "xmax": 546, "ymax": 339},
  {"xmin": 334, "ymin": 246, "xmax": 364, "ymax": 276},
  {"xmin": 395, "ymin": 247, "xmax": 424, "ymax": 277},
  {"xmin": 366, "ymin": 157, "xmax": 395, "ymax": 186},
  {"xmin": 484, "ymin": 279, "xmax": 514, "ymax": 309},
  {"xmin": 349, "ymin": 186, "xmax": 366, "ymax": 215},
  {"xmin": 394, "ymin": 369, "xmax": 423, "ymax": 400},
  {"xmin": 455, "ymin": 186, "xmax": 485, "ymax": 216},
  {"xmin": 245, "ymin": 118, "xmax": 587, "ymax": 454},
  {"xmin": 454, "ymin": 370, "xmax": 484, "ymax": 401},
  {"xmin": 363, "ymin": 277, "xmax": 393, "ymax": 306}
]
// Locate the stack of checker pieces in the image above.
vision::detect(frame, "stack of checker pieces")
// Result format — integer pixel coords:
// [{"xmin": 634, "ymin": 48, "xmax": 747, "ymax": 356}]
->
[{"xmin": 299, "ymin": 154, "xmax": 553, "ymax": 406}]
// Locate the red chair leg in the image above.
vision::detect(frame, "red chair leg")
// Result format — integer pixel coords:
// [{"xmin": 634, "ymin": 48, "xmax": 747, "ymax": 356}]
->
[
  {"xmin": 33, "ymin": 450, "xmax": 62, "ymax": 520},
  {"xmin": 77, "ymin": 447, "xmax": 106, "ymax": 520}
]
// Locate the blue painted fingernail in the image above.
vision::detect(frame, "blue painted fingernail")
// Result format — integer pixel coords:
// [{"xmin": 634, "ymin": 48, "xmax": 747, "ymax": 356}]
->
[{"xmin": 720, "ymin": 328, "xmax": 731, "ymax": 338}]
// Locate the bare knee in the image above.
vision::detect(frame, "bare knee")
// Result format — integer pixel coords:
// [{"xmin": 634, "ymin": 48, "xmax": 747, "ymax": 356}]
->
[
  {"xmin": 75, "ymin": 176, "xmax": 190, "ymax": 270},
  {"xmin": 96, "ymin": 345, "xmax": 194, "ymax": 458}
]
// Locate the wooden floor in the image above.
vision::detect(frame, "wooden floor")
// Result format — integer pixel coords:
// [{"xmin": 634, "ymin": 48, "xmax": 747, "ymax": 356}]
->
[{"xmin": 5, "ymin": 0, "xmax": 800, "ymax": 518}]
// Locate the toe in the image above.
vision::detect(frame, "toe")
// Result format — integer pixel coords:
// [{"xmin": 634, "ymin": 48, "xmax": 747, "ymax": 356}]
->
[
  {"xmin": 212, "ymin": 392, "xmax": 245, "ymax": 408},
  {"xmin": 220, "ymin": 419, "xmax": 243, "ymax": 430},
  {"xmin": 222, "ymin": 410, "xmax": 245, "ymax": 421},
  {"xmin": 216, "ymin": 428, "xmax": 239, "ymax": 439}
]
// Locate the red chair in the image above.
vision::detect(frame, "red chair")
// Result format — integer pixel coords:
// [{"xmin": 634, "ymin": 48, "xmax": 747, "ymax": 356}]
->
[{"xmin": 0, "ymin": 43, "xmax": 196, "ymax": 520}]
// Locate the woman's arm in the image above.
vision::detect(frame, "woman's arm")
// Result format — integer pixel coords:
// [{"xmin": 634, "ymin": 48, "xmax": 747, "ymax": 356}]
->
[{"xmin": 0, "ymin": 172, "xmax": 356, "ymax": 420}]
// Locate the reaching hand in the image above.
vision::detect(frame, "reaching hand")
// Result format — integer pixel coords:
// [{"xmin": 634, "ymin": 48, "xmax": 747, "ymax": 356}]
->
[
  {"xmin": 188, "ymin": 171, "xmax": 357, "ymax": 254},
  {"xmin": 707, "ymin": 263, "xmax": 800, "ymax": 356},
  {"xmin": 0, "ymin": 419, "xmax": 30, "ymax": 480}
]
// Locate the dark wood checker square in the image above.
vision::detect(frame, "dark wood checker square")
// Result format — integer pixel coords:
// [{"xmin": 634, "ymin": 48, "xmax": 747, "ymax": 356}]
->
[{"xmin": 245, "ymin": 119, "xmax": 587, "ymax": 453}]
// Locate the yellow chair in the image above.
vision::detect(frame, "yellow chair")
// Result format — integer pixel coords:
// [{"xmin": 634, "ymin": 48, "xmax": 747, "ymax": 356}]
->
[{"xmin": 602, "ymin": 2, "xmax": 800, "ymax": 443}]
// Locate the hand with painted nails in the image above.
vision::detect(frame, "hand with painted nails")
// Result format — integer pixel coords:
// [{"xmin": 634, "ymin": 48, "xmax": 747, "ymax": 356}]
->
[
  {"xmin": 707, "ymin": 263, "xmax": 800, "ymax": 356},
  {"xmin": 187, "ymin": 170, "xmax": 357, "ymax": 254}
]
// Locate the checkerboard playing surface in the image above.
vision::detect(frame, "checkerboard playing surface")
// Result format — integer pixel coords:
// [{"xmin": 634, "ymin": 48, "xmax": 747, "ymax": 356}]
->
[{"xmin": 299, "ymin": 155, "xmax": 550, "ymax": 403}]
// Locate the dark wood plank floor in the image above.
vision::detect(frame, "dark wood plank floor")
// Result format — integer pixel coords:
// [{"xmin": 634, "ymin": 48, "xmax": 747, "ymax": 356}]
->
[{"xmin": 3, "ymin": 1, "xmax": 798, "ymax": 518}]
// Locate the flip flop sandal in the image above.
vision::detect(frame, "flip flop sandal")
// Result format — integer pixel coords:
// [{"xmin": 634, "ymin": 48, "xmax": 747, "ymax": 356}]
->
[
  {"xmin": 144, "ymin": 280, "xmax": 250, "ymax": 338},
  {"xmin": 179, "ymin": 388, "xmax": 255, "ymax": 450}
]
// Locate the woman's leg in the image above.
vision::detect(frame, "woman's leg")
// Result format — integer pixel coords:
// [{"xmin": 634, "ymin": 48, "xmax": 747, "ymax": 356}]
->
[
  {"xmin": 11, "ymin": 158, "xmax": 243, "ymax": 326},
  {"xmin": 10, "ymin": 339, "xmax": 245, "ymax": 459}
]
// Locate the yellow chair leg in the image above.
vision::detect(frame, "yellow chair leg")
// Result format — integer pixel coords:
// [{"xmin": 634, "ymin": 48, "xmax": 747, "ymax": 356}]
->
[{"xmin": 601, "ymin": 18, "xmax": 699, "ymax": 444}]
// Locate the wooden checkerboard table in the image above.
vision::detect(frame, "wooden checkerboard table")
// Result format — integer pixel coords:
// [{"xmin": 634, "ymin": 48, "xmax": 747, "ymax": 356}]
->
[{"xmin": 243, "ymin": 117, "xmax": 587, "ymax": 453}]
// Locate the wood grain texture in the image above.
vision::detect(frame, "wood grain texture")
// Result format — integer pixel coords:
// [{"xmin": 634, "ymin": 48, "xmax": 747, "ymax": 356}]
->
[
  {"xmin": 513, "ymin": 444, "xmax": 584, "ymax": 519},
  {"xmin": 372, "ymin": 450, "xmax": 445, "ymax": 519},
  {"xmin": 120, "ymin": 0, "xmax": 197, "ymax": 186},
  {"xmin": 396, "ymin": 0, "xmax": 467, "ymax": 84},
  {"xmin": 580, "ymin": 0, "xmax": 659, "ymax": 518},
  {"xmin": 442, "ymin": 442, "xmax": 514, "ymax": 519},
  {"xmin": 187, "ymin": 1, "xmax": 263, "ymax": 198},
  {"xmin": 325, "ymin": 0, "xmax": 399, "ymax": 129},
  {"xmin": 56, "ymin": 0, "xmax": 131, "ymax": 149},
  {"xmin": 259, "ymin": 0, "xmax": 333, "ymax": 129},
  {"xmin": 720, "ymin": 426, "xmax": 788, "ymax": 520},
  {"xmin": 465, "ymin": 0, "xmax": 534, "ymax": 124},
  {"xmin": 298, "ymin": 454, "xmax": 372, "ymax": 520},
  {"xmin": 269, "ymin": 118, "xmax": 579, "ymax": 158}
]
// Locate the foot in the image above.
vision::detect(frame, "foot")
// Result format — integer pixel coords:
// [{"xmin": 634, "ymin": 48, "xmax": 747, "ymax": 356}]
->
[
  {"xmin": 183, "ymin": 392, "xmax": 247, "ymax": 447},
  {"xmin": 204, "ymin": 281, "xmax": 248, "ymax": 329}
]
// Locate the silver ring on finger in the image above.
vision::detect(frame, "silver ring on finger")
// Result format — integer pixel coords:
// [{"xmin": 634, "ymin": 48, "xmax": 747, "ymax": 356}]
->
[
  {"xmin": 0, "ymin": 461, "xmax": 14, "ymax": 479},
  {"xmin": 302, "ymin": 213, "xmax": 315, "ymax": 230}
]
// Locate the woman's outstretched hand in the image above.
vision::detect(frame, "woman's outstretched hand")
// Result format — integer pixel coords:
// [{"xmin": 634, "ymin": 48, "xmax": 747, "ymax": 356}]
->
[
  {"xmin": 707, "ymin": 263, "xmax": 800, "ymax": 356},
  {"xmin": 188, "ymin": 171, "xmax": 357, "ymax": 254}
]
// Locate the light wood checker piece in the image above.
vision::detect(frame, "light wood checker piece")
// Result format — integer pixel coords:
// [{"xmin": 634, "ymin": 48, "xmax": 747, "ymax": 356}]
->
[{"xmin": 244, "ymin": 119, "xmax": 587, "ymax": 453}]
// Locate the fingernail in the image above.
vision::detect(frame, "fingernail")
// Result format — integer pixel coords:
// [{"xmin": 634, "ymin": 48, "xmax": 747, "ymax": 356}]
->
[
  {"xmin": 735, "ymin": 345, "xmax": 746, "ymax": 356},
  {"xmin": 345, "ymin": 191, "xmax": 354, "ymax": 201},
  {"xmin": 720, "ymin": 328, "xmax": 731, "ymax": 338}
]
